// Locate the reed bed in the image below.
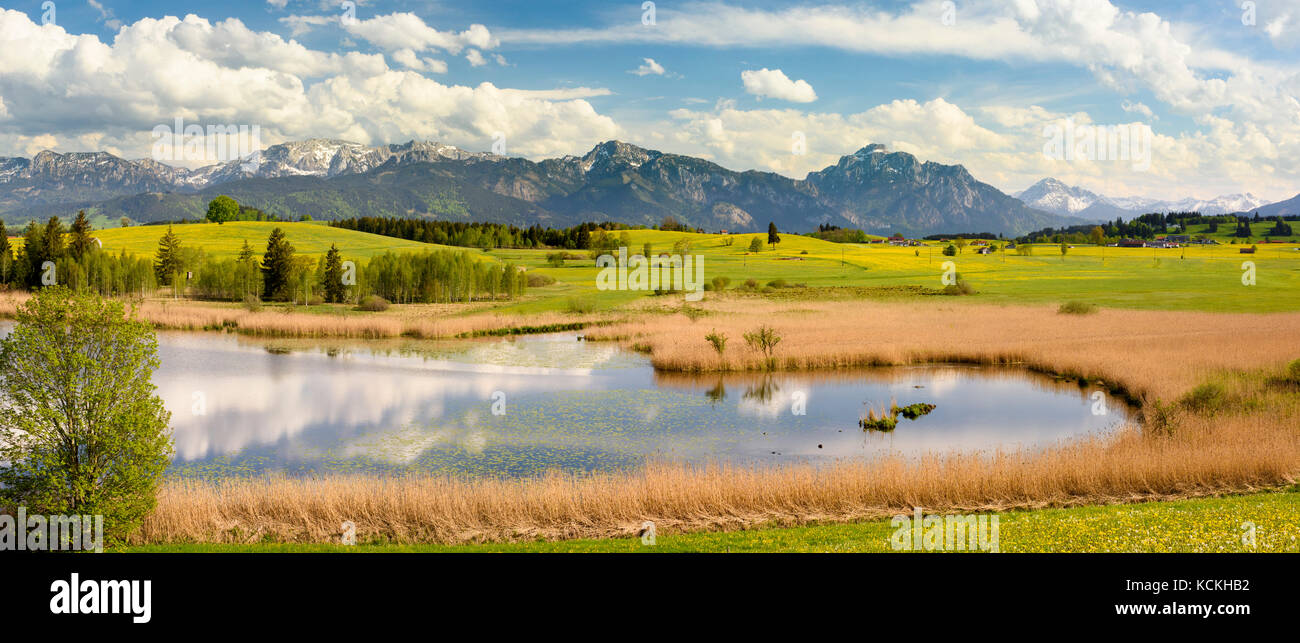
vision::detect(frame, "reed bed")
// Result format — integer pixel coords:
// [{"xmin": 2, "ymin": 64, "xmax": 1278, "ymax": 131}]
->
[
  {"xmin": 135, "ymin": 300, "xmax": 1300, "ymax": 546},
  {"xmin": 139, "ymin": 410, "xmax": 1297, "ymax": 545},
  {"xmin": 590, "ymin": 299, "xmax": 1300, "ymax": 401},
  {"xmin": 1, "ymin": 291, "xmax": 604, "ymax": 339}
]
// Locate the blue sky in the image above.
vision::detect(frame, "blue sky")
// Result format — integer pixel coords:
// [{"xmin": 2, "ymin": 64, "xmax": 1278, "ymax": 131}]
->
[{"xmin": 2, "ymin": 0, "xmax": 1299, "ymax": 202}]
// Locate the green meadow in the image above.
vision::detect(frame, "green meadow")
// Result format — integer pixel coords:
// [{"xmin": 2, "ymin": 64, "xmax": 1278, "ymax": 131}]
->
[{"xmin": 39, "ymin": 221, "xmax": 1297, "ymax": 314}]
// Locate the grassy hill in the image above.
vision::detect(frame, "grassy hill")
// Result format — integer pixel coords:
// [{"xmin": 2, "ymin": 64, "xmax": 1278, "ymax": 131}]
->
[{"xmin": 90, "ymin": 221, "xmax": 455, "ymax": 260}]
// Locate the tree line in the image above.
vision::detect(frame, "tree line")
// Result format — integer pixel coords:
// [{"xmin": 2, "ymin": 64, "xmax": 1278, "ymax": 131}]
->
[
  {"xmin": 161, "ymin": 226, "xmax": 528, "ymax": 304},
  {"xmin": 329, "ymin": 217, "xmax": 644, "ymax": 251},
  {"xmin": 1, "ymin": 212, "xmax": 157, "ymax": 296}
]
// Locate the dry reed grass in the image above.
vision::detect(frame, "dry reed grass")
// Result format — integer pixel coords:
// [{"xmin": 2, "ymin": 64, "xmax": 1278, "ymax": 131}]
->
[
  {"xmin": 134, "ymin": 300, "xmax": 1300, "ymax": 546},
  {"xmin": 1, "ymin": 291, "xmax": 606, "ymax": 339},
  {"xmin": 138, "ymin": 410, "xmax": 1296, "ymax": 545},
  {"xmin": 590, "ymin": 299, "xmax": 1300, "ymax": 401}
]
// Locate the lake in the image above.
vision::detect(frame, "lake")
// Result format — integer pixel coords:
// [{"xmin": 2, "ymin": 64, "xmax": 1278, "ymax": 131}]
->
[{"xmin": 0, "ymin": 324, "xmax": 1132, "ymax": 478}]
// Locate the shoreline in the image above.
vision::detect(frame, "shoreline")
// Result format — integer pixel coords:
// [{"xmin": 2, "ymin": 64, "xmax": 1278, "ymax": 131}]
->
[{"xmin": 127, "ymin": 299, "xmax": 1300, "ymax": 546}]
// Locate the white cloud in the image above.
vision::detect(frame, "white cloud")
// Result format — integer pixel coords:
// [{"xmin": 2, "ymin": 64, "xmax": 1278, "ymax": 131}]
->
[
  {"xmin": 343, "ymin": 12, "xmax": 495, "ymax": 54},
  {"xmin": 88, "ymin": 0, "xmax": 122, "ymax": 30},
  {"xmin": 666, "ymin": 97, "xmax": 1003, "ymax": 177},
  {"xmin": 740, "ymin": 68, "xmax": 816, "ymax": 103},
  {"xmin": 629, "ymin": 58, "xmax": 666, "ymax": 76},
  {"xmin": 500, "ymin": 88, "xmax": 612, "ymax": 101},
  {"xmin": 391, "ymin": 48, "xmax": 447, "ymax": 74},
  {"xmin": 1121, "ymin": 100, "xmax": 1155, "ymax": 119},
  {"xmin": 0, "ymin": 9, "xmax": 619, "ymax": 164},
  {"xmin": 465, "ymin": 49, "xmax": 487, "ymax": 67},
  {"xmin": 279, "ymin": 14, "xmax": 334, "ymax": 37}
]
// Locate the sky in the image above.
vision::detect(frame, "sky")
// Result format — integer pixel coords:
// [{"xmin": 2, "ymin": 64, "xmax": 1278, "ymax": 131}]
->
[{"xmin": 1, "ymin": 0, "xmax": 1299, "ymax": 202}]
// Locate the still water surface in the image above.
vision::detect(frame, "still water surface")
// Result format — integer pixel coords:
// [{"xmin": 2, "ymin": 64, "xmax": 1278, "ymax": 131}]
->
[{"xmin": 1, "ymin": 323, "xmax": 1131, "ymax": 478}]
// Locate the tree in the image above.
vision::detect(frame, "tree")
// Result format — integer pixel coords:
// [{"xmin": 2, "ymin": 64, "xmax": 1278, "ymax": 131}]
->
[
  {"xmin": 0, "ymin": 288, "xmax": 172, "ymax": 544},
  {"xmin": 235, "ymin": 240, "xmax": 260, "ymax": 299},
  {"xmin": 206, "ymin": 195, "xmax": 239, "ymax": 225},
  {"xmin": 41, "ymin": 216, "xmax": 66, "ymax": 263},
  {"xmin": 261, "ymin": 227, "xmax": 296, "ymax": 300},
  {"xmin": 1089, "ymin": 226, "xmax": 1105, "ymax": 246},
  {"xmin": 1060, "ymin": 241, "xmax": 1069, "ymax": 258},
  {"xmin": 69, "ymin": 210, "xmax": 94, "ymax": 261},
  {"xmin": 323, "ymin": 243, "xmax": 346, "ymax": 303},
  {"xmin": 20, "ymin": 221, "xmax": 46, "ymax": 288},
  {"xmin": 743, "ymin": 325, "xmax": 782, "ymax": 369},
  {"xmin": 748, "ymin": 237, "xmax": 764, "ymax": 253},
  {"xmin": 0, "ymin": 220, "xmax": 11, "ymax": 285},
  {"xmin": 954, "ymin": 238, "xmax": 968, "ymax": 254},
  {"xmin": 154, "ymin": 226, "xmax": 183, "ymax": 285},
  {"xmin": 705, "ymin": 329, "xmax": 728, "ymax": 355},
  {"xmin": 767, "ymin": 222, "xmax": 781, "ymax": 246},
  {"xmin": 942, "ymin": 244, "xmax": 957, "ymax": 256},
  {"xmin": 120, "ymin": 217, "xmax": 131, "ymax": 228}
]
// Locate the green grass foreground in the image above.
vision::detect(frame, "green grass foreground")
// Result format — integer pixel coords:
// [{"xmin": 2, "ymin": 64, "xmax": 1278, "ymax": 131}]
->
[{"xmin": 118, "ymin": 489, "xmax": 1300, "ymax": 553}]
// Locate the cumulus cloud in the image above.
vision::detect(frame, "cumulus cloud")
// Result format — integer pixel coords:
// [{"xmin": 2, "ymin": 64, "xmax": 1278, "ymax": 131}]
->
[
  {"xmin": 740, "ymin": 68, "xmax": 816, "ymax": 102},
  {"xmin": 656, "ymin": 94, "xmax": 1296, "ymax": 203},
  {"xmin": 343, "ymin": 12, "xmax": 495, "ymax": 54},
  {"xmin": 0, "ymin": 10, "xmax": 618, "ymax": 164},
  {"xmin": 629, "ymin": 58, "xmax": 666, "ymax": 76},
  {"xmin": 666, "ymin": 97, "xmax": 1003, "ymax": 177},
  {"xmin": 391, "ymin": 48, "xmax": 447, "ymax": 74},
  {"xmin": 1121, "ymin": 100, "xmax": 1155, "ymax": 119}
]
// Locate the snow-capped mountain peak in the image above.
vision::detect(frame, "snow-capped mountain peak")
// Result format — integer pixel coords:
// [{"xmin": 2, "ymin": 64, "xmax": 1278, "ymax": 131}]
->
[{"xmin": 1016, "ymin": 178, "xmax": 1273, "ymax": 218}]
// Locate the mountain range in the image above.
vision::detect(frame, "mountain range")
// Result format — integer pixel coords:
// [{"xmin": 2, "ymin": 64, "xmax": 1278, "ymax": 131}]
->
[
  {"xmin": 3, "ymin": 139, "xmax": 1290, "ymax": 236},
  {"xmin": 1014, "ymin": 177, "xmax": 1275, "ymax": 220}
]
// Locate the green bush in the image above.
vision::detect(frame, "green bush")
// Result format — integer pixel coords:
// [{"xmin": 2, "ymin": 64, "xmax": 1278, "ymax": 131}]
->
[
  {"xmin": 1058, "ymin": 301, "xmax": 1098, "ymax": 315},
  {"xmin": 526, "ymin": 273, "xmax": 557, "ymax": 287},
  {"xmin": 705, "ymin": 329, "xmax": 728, "ymax": 355},
  {"xmin": 357, "ymin": 295, "xmax": 391, "ymax": 312},
  {"xmin": 1285, "ymin": 359, "xmax": 1300, "ymax": 384},
  {"xmin": 942, "ymin": 276, "xmax": 975, "ymax": 296},
  {"xmin": 566, "ymin": 296, "xmax": 596, "ymax": 314},
  {"xmin": 1180, "ymin": 382, "xmax": 1226, "ymax": 414}
]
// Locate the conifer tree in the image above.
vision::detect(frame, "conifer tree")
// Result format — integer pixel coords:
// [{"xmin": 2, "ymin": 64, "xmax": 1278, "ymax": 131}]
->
[
  {"xmin": 69, "ymin": 210, "xmax": 94, "ymax": 261},
  {"xmin": 323, "ymin": 244, "xmax": 346, "ymax": 303},
  {"xmin": 154, "ymin": 226, "xmax": 183, "ymax": 285},
  {"xmin": 261, "ymin": 227, "xmax": 295, "ymax": 300}
]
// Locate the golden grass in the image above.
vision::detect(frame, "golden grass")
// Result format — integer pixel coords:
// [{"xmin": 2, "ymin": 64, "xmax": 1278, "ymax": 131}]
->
[
  {"xmin": 592, "ymin": 298, "xmax": 1300, "ymax": 401},
  {"xmin": 138, "ymin": 411, "xmax": 1296, "ymax": 545},
  {"xmin": 132, "ymin": 299, "xmax": 1300, "ymax": 546},
  {"xmin": 0, "ymin": 291, "xmax": 608, "ymax": 339}
]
